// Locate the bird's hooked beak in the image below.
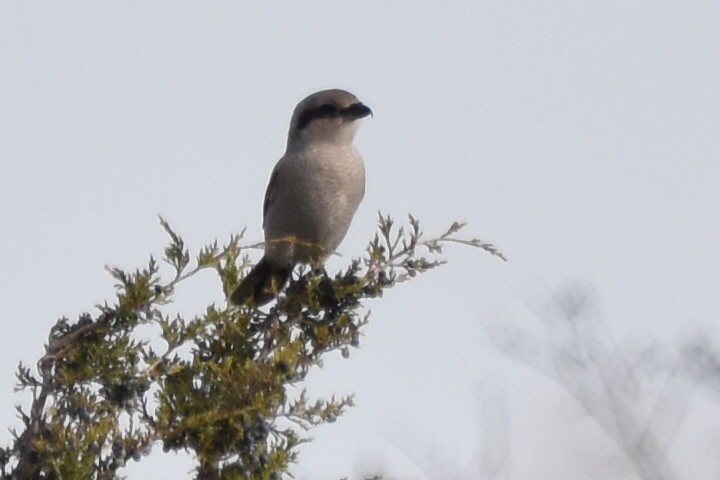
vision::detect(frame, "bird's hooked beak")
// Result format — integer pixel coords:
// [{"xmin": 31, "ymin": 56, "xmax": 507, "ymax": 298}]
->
[{"xmin": 342, "ymin": 102, "xmax": 373, "ymax": 120}]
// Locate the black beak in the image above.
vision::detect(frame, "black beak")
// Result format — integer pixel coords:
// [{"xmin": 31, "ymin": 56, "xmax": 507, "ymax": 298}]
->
[{"xmin": 342, "ymin": 102, "xmax": 373, "ymax": 120}]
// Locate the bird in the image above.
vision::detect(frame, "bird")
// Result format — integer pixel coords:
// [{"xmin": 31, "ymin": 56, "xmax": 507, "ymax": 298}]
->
[{"xmin": 229, "ymin": 89, "xmax": 372, "ymax": 306}]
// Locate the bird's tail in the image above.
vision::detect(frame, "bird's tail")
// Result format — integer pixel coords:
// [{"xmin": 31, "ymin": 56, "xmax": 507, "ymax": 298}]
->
[{"xmin": 229, "ymin": 257, "xmax": 291, "ymax": 307}]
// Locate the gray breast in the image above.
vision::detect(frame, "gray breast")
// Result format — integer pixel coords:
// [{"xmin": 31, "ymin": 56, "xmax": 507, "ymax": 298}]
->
[{"xmin": 263, "ymin": 145, "xmax": 365, "ymax": 264}]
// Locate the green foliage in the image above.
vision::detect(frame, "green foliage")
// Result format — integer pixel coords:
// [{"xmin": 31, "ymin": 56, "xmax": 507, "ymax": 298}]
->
[{"xmin": 0, "ymin": 214, "xmax": 504, "ymax": 480}]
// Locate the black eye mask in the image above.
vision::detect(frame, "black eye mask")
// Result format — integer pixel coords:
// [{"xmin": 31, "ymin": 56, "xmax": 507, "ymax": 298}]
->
[
  {"xmin": 297, "ymin": 104, "xmax": 340, "ymax": 130},
  {"xmin": 297, "ymin": 102, "xmax": 372, "ymax": 131}
]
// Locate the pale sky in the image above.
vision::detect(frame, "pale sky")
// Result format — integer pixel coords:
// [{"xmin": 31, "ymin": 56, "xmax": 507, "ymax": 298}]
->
[{"xmin": 1, "ymin": 2, "xmax": 719, "ymax": 479}]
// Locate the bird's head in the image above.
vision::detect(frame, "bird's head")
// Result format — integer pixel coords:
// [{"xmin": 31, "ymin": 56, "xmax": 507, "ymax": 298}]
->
[{"xmin": 288, "ymin": 89, "xmax": 372, "ymax": 147}]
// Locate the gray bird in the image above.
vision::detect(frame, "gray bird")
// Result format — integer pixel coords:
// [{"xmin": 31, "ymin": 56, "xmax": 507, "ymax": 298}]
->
[{"xmin": 230, "ymin": 89, "xmax": 372, "ymax": 306}]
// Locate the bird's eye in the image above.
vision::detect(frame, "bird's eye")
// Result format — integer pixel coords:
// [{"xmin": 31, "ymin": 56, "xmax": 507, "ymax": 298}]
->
[{"xmin": 297, "ymin": 104, "xmax": 340, "ymax": 130}]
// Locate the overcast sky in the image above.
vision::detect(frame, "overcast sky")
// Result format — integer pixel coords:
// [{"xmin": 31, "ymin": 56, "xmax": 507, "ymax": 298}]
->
[{"xmin": 1, "ymin": 2, "xmax": 719, "ymax": 479}]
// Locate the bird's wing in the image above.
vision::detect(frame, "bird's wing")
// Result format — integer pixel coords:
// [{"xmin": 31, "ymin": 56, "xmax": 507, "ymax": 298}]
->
[{"xmin": 262, "ymin": 162, "xmax": 282, "ymax": 228}]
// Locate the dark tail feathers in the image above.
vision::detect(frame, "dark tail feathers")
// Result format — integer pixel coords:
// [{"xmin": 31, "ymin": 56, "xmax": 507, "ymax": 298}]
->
[{"xmin": 229, "ymin": 257, "xmax": 291, "ymax": 307}]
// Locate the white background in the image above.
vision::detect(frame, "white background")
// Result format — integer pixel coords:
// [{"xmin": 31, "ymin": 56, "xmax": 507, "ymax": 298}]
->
[{"xmin": 1, "ymin": 2, "xmax": 719, "ymax": 479}]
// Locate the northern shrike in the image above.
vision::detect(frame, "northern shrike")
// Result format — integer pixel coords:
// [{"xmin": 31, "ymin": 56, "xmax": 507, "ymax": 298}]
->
[{"xmin": 230, "ymin": 89, "xmax": 372, "ymax": 306}]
